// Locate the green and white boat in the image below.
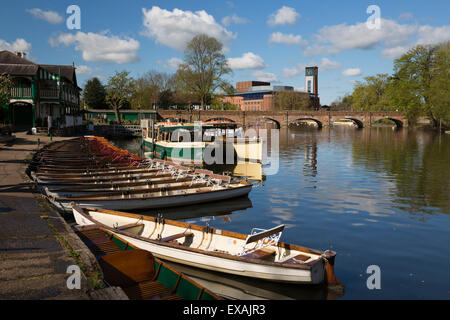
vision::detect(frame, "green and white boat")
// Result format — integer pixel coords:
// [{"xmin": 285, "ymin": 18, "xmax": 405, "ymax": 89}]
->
[{"xmin": 140, "ymin": 120, "xmax": 263, "ymax": 166}]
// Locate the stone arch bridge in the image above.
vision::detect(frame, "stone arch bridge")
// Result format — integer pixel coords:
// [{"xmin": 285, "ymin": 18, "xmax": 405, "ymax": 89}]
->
[{"xmin": 157, "ymin": 110, "xmax": 417, "ymax": 129}]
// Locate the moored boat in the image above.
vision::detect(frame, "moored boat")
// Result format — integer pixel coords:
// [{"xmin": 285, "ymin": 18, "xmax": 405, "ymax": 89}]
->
[
  {"xmin": 72, "ymin": 206, "xmax": 341, "ymax": 285},
  {"xmin": 141, "ymin": 120, "xmax": 263, "ymax": 165},
  {"xmin": 50, "ymin": 179, "xmax": 252, "ymax": 212},
  {"xmin": 74, "ymin": 226, "xmax": 220, "ymax": 300}
]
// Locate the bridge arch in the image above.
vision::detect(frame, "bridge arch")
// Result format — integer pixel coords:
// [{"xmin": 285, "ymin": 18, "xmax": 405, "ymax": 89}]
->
[
  {"xmin": 373, "ymin": 117, "xmax": 404, "ymax": 128},
  {"xmin": 204, "ymin": 117, "xmax": 236, "ymax": 123},
  {"xmin": 162, "ymin": 117, "xmax": 188, "ymax": 123},
  {"xmin": 289, "ymin": 118, "xmax": 323, "ymax": 130},
  {"xmin": 248, "ymin": 117, "xmax": 281, "ymax": 129},
  {"xmin": 332, "ymin": 118, "xmax": 364, "ymax": 129}
]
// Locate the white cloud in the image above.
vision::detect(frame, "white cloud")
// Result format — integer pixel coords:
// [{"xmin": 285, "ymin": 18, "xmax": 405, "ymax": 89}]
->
[
  {"xmin": 49, "ymin": 31, "xmax": 140, "ymax": 64},
  {"xmin": 0, "ymin": 38, "xmax": 32, "ymax": 53},
  {"xmin": 342, "ymin": 68, "xmax": 363, "ymax": 77},
  {"xmin": 76, "ymin": 65, "xmax": 94, "ymax": 75},
  {"xmin": 305, "ymin": 19, "xmax": 417, "ymax": 56},
  {"xmin": 319, "ymin": 57, "xmax": 342, "ymax": 71},
  {"xmin": 268, "ymin": 6, "xmax": 300, "ymax": 27},
  {"xmin": 381, "ymin": 46, "xmax": 410, "ymax": 59},
  {"xmin": 250, "ymin": 71, "xmax": 279, "ymax": 83},
  {"xmin": 26, "ymin": 8, "xmax": 63, "ymax": 24},
  {"xmin": 166, "ymin": 57, "xmax": 184, "ymax": 70},
  {"xmin": 398, "ymin": 12, "xmax": 414, "ymax": 21},
  {"xmin": 417, "ymin": 25, "xmax": 450, "ymax": 45},
  {"xmin": 269, "ymin": 32, "xmax": 307, "ymax": 46},
  {"xmin": 304, "ymin": 18, "xmax": 450, "ymax": 59},
  {"xmin": 283, "ymin": 64, "xmax": 305, "ymax": 78},
  {"xmin": 222, "ymin": 14, "xmax": 248, "ymax": 26},
  {"xmin": 141, "ymin": 6, "xmax": 235, "ymax": 51},
  {"xmin": 283, "ymin": 58, "xmax": 339, "ymax": 78},
  {"xmin": 227, "ymin": 52, "xmax": 266, "ymax": 70}
]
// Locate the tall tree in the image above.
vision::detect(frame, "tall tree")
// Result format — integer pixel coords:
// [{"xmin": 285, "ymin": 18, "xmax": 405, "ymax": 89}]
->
[
  {"xmin": 105, "ymin": 71, "xmax": 135, "ymax": 123},
  {"xmin": 428, "ymin": 42, "xmax": 450, "ymax": 126},
  {"xmin": 351, "ymin": 74, "xmax": 391, "ymax": 112},
  {"xmin": 0, "ymin": 73, "xmax": 12, "ymax": 124},
  {"xmin": 131, "ymin": 71, "xmax": 175, "ymax": 109},
  {"xmin": 0, "ymin": 73, "xmax": 12, "ymax": 106},
  {"xmin": 273, "ymin": 91, "xmax": 311, "ymax": 111},
  {"xmin": 176, "ymin": 34, "xmax": 231, "ymax": 109},
  {"xmin": 83, "ymin": 77, "xmax": 106, "ymax": 109},
  {"xmin": 391, "ymin": 42, "xmax": 449, "ymax": 126}
]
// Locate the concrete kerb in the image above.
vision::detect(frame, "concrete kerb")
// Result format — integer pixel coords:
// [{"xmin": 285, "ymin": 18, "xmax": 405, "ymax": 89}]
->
[{"xmin": 16, "ymin": 135, "xmax": 126, "ymax": 299}]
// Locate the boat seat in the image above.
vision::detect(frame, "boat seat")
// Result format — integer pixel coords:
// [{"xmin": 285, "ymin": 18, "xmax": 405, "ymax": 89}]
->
[
  {"xmin": 160, "ymin": 232, "xmax": 194, "ymax": 243},
  {"xmin": 284, "ymin": 254, "xmax": 311, "ymax": 264},
  {"xmin": 209, "ymin": 173, "xmax": 231, "ymax": 184},
  {"xmin": 241, "ymin": 248, "xmax": 276, "ymax": 260},
  {"xmin": 115, "ymin": 223, "xmax": 144, "ymax": 231}
]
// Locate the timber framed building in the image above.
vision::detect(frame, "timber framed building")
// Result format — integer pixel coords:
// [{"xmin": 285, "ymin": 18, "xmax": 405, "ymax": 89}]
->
[{"xmin": 0, "ymin": 50, "xmax": 81, "ymax": 130}]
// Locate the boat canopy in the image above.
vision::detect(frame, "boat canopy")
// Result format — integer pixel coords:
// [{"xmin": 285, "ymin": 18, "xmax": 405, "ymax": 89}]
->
[{"xmin": 157, "ymin": 124, "xmax": 214, "ymax": 133}]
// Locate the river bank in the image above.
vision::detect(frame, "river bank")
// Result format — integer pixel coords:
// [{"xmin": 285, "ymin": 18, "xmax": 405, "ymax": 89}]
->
[{"xmin": 0, "ymin": 132, "xmax": 126, "ymax": 299}]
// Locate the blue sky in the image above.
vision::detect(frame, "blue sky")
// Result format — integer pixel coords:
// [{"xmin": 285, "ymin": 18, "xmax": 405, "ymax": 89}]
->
[{"xmin": 1, "ymin": 0, "xmax": 449, "ymax": 105}]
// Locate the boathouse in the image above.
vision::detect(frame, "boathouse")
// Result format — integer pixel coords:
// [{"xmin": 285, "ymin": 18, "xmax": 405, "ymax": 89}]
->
[
  {"xmin": 84, "ymin": 109, "xmax": 158, "ymax": 123},
  {"xmin": 0, "ymin": 50, "xmax": 81, "ymax": 132}
]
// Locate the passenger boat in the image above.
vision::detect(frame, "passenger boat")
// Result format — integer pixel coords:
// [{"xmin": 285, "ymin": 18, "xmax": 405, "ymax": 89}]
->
[
  {"xmin": 72, "ymin": 206, "xmax": 341, "ymax": 285},
  {"xmin": 141, "ymin": 120, "xmax": 263, "ymax": 165},
  {"xmin": 74, "ymin": 226, "xmax": 220, "ymax": 300}
]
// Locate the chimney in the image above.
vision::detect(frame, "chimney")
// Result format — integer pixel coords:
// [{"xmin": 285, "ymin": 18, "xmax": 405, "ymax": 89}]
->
[{"xmin": 15, "ymin": 51, "xmax": 26, "ymax": 59}]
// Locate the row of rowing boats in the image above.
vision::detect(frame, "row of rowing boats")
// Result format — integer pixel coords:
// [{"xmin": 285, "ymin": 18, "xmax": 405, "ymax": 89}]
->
[
  {"xmin": 27, "ymin": 136, "xmax": 342, "ymax": 288},
  {"xmin": 28, "ymin": 137, "xmax": 252, "ymax": 213}
]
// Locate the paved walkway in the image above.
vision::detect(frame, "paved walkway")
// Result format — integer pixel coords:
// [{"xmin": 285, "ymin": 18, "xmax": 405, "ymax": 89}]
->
[{"xmin": 0, "ymin": 132, "xmax": 119, "ymax": 299}]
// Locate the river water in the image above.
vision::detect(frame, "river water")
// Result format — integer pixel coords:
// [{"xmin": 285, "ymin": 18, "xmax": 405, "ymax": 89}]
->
[{"xmin": 111, "ymin": 126, "xmax": 450, "ymax": 300}]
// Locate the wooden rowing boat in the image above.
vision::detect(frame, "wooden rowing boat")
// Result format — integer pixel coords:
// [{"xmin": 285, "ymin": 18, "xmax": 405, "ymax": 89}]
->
[
  {"xmin": 44, "ymin": 180, "xmax": 221, "ymax": 198},
  {"xmin": 49, "ymin": 181, "xmax": 252, "ymax": 212},
  {"xmin": 74, "ymin": 226, "xmax": 220, "ymax": 300},
  {"xmin": 72, "ymin": 206, "xmax": 341, "ymax": 285}
]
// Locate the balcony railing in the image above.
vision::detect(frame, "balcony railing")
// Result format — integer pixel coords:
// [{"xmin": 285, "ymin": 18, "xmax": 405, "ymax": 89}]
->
[
  {"xmin": 10, "ymin": 87, "xmax": 32, "ymax": 98},
  {"xmin": 9, "ymin": 87, "xmax": 77, "ymax": 102},
  {"xmin": 40, "ymin": 89, "xmax": 58, "ymax": 99}
]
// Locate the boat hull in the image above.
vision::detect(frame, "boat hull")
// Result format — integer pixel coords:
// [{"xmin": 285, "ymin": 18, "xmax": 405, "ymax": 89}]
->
[
  {"xmin": 103, "ymin": 231, "xmax": 324, "ymax": 284},
  {"xmin": 72, "ymin": 207, "xmax": 327, "ymax": 284},
  {"xmin": 52, "ymin": 184, "xmax": 252, "ymax": 212}
]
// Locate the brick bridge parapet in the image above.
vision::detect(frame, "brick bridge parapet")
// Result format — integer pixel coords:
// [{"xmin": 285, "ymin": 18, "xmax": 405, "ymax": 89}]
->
[{"xmin": 156, "ymin": 110, "xmax": 413, "ymax": 128}]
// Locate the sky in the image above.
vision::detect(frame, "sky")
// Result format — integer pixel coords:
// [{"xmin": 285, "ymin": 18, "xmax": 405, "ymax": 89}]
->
[{"xmin": 1, "ymin": 0, "xmax": 449, "ymax": 105}]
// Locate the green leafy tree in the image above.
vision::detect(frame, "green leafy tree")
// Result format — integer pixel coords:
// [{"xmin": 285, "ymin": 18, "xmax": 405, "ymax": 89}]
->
[
  {"xmin": 391, "ymin": 42, "xmax": 449, "ymax": 126},
  {"xmin": 0, "ymin": 73, "xmax": 12, "ymax": 124},
  {"xmin": 331, "ymin": 94, "xmax": 353, "ymax": 111},
  {"xmin": 131, "ymin": 71, "xmax": 175, "ymax": 109},
  {"xmin": 176, "ymin": 34, "xmax": 232, "ymax": 110},
  {"xmin": 83, "ymin": 77, "xmax": 107, "ymax": 109},
  {"xmin": 428, "ymin": 42, "xmax": 450, "ymax": 126},
  {"xmin": 0, "ymin": 73, "xmax": 12, "ymax": 106},
  {"xmin": 273, "ymin": 91, "xmax": 311, "ymax": 111},
  {"xmin": 106, "ymin": 71, "xmax": 135, "ymax": 123},
  {"xmin": 351, "ymin": 74, "xmax": 391, "ymax": 112}
]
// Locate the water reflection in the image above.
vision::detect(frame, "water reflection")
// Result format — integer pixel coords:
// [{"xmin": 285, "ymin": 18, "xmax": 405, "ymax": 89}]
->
[
  {"xmin": 133, "ymin": 196, "xmax": 253, "ymax": 221},
  {"xmin": 163, "ymin": 260, "xmax": 342, "ymax": 300},
  {"xmin": 111, "ymin": 126, "xmax": 450, "ymax": 299}
]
